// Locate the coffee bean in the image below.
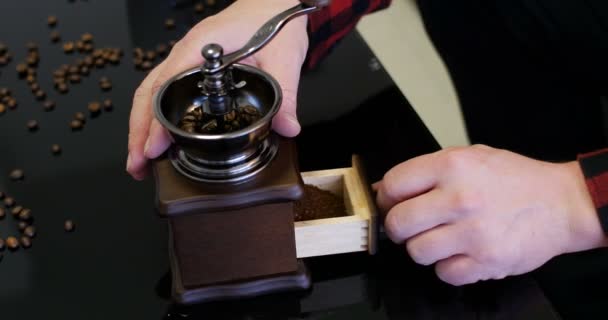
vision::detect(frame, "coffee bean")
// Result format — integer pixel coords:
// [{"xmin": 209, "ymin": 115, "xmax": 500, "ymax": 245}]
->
[
  {"xmin": 6, "ymin": 98, "xmax": 17, "ymax": 109},
  {"xmin": 83, "ymin": 43, "xmax": 94, "ymax": 53},
  {"xmin": 68, "ymin": 65, "xmax": 79, "ymax": 74},
  {"xmin": 74, "ymin": 112, "xmax": 86, "ymax": 122},
  {"xmin": 16, "ymin": 63, "xmax": 28, "ymax": 77},
  {"xmin": 18, "ymin": 221, "xmax": 28, "ymax": 232},
  {"xmin": 95, "ymin": 58, "xmax": 105, "ymax": 68},
  {"xmin": 103, "ymin": 99, "xmax": 113, "ymax": 111},
  {"xmin": 23, "ymin": 226, "xmax": 36, "ymax": 238},
  {"xmin": 9, "ymin": 169, "xmax": 24, "ymax": 180},
  {"xmin": 3, "ymin": 197, "xmax": 15, "ymax": 208},
  {"xmin": 76, "ymin": 41, "xmax": 85, "ymax": 52},
  {"xmin": 205, "ymin": 0, "xmax": 216, "ymax": 6},
  {"xmin": 100, "ymin": 81, "xmax": 112, "ymax": 91},
  {"xmin": 156, "ymin": 43, "xmax": 168, "ymax": 57},
  {"xmin": 194, "ymin": 2, "xmax": 204, "ymax": 13},
  {"xmin": 165, "ymin": 18, "xmax": 175, "ymax": 29},
  {"xmin": 18, "ymin": 208, "xmax": 32, "ymax": 221},
  {"xmin": 0, "ymin": 208, "xmax": 5, "ymax": 219},
  {"xmin": 26, "ymin": 120, "xmax": 38, "ymax": 131},
  {"xmin": 80, "ymin": 66, "xmax": 90, "ymax": 76},
  {"xmin": 145, "ymin": 50, "xmax": 156, "ymax": 61},
  {"xmin": 141, "ymin": 61, "xmax": 152, "ymax": 71},
  {"xmin": 0, "ymin": 87, "xmax": 10, "ymax": 97},
  {"xmin": 81, "ymin": 33, "xmax": 94, "ymax": 43},
  {"xmin": 0, "ymin": 56, "xmax": 8, "ymax": 66},
  {"xmin": 84, "ymin": 56, "xmax": 94, "ymax": 67},
  {"xmin": 0, "ymin": 238, "xmax": 4, "ymax": 251},
  {"xmin": 6, "ymin": 237, "xmax": 18, "ymax": 251},
  {"xmin": 20, "ymin": 237, "xmax": 31, "ymax": 249},
  {"xmin": 11, "ymin": 205, "xmax": 23, "ymax": 216},
  {"xmin": 88, "ymin": 101, "xmax": 101, "ymax": 114},
  {"xmin": 69, "ymin": 74, "xmax": 81, "ymax": 83},
  {"xmin": 70, "ymin": 119, "xmax": 83, "ymax": 130},
  {"xmin": 133, "ymin": 58, "xmax": 143, "ymax": 68},
  {"xmin": 27, "ymin": 68, "xmax": 36, "ymax": 76},
  {"xmin": 0, "ymin": 43, "xmax": 6, "ymax": 55},
  {"xmin": 53, "ymin": 69, "xmax": 67, "ymax": 78},
  {"xmin": 47, "ymin": 15, "xmax": 58, "ymax": 27},
  {"xmin": 26, "ymin": 75, "xmax": 36, "ymax": 84},
  {"xmin": 63, "ymin": 42, "xmax": 74, "ymax": 53},
  {"xmin": 50, "ymin": 31, "xmax": 61, "ymax": 43},
  {"xmin": 51, "ymin": 144, "xmax": 61, "ymax": 155},
  {"xmin": 0, "ymin": 104, "xmax": 6, "ymax": 114},
  {"xmin": 30, "ymin": 83, "xmax": 40, "ymax": 93},
  {"xmin": 43, "ymin": 100, "xmax": 55, "ymax": 111},
  {"xmin": 56, "ymin": 82, "xmax": 68, "ymax": 94},
  {"xmin": 64, "ymin": 220, "xmax": 75, "ymax": 232},
  {"xmin": 34, "ymin": 90, "xmax": 46, "ymax": 101}
]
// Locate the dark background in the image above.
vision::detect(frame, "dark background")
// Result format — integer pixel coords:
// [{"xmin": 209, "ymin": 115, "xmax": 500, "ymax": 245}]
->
[{"xmin": 0, "ymin": 0, "xmax": 604, "ymax": 319}]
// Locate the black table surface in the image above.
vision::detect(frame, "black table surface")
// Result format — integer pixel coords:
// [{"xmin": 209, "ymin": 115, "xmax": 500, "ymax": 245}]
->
[{"xmin": 0, "ymin": 1, "xmax": 605, "ymax": 319}]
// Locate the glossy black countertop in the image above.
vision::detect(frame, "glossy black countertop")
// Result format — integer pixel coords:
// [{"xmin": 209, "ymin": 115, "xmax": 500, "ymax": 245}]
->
[{"xmin": 0, "ymin": 0, "xmax": 601, "ymax": 319}]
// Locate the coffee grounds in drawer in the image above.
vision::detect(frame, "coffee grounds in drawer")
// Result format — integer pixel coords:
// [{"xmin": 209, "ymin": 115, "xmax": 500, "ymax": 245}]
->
[{"xmin": 294, "ymin": 185, "xmax": 347, "ymax": 221}]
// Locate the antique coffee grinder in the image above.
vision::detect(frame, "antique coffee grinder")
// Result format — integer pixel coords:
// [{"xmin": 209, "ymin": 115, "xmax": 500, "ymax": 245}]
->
[{"xmin": 153, "ymin": 0, "xmax": 331, "ymax": 305}]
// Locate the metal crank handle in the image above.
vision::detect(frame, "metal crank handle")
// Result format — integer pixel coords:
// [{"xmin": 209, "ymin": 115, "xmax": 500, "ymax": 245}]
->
[{"xmin": 201, "ymin": 0, "xmax": 331, "ymax": 75}]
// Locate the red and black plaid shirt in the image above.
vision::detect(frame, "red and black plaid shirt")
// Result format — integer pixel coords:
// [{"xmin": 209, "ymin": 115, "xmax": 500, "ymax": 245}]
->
[{"xmin": 305, "ymin": 0, "xmax": 392, "ymax": 69}]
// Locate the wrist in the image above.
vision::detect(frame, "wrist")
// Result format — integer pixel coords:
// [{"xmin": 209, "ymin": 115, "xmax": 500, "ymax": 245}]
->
[{"xmin": 561, "ymin": 161, "xmax": 608, "ymax": 253}]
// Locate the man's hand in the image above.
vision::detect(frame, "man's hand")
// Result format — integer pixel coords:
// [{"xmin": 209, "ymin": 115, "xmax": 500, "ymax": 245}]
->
[
  {"xmin": 127, "ymin": 0, "xmax": 308, "ymax": 180},
  {"xmin": 376, "ymin": 145, "xmax": 607, "ymax": 285}
]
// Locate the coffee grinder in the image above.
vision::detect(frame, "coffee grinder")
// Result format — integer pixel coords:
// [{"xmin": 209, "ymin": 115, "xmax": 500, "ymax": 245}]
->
[{"xmin": 152, "ymin": 0, "xmax": 332, "ymax": 305}]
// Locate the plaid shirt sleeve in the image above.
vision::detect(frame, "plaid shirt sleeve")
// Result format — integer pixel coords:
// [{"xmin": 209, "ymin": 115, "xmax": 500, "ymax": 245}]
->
[
  {"xmin": 305, "ymin": 0, "xmax": 392, "ymax": 69},
  {"xmin": 578, "ymin": 148, "xmax": 608, "ymax": 233}
]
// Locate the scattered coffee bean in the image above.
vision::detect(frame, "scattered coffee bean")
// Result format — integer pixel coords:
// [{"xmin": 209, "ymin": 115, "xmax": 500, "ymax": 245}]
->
[
  {"xmin": 50, "ymin": 30, "xmax": 61, "ymax": 43},
  {"xmin": 0, "ymin": 208, "xmax": 5, "ymax": 219},
  {"xmin": 205, "ymin": 0, "xmax": 216, "ymax": 6},
  {"xmin": 43, "ymin": 100, "xmax": 55, "ymax": 111},
  {"xmin": 30, "ymin": 83, "xmax": 40, "ymax": 93},
  {"xmin": 68, "ymin": 65, "xmax": 79, "ymax": 74},
  {"xmin": 80, "ymin": 66, "xmax": 90, "ymax": 75},
  {"xmin": 3, "ymin": 197, "xmax": 15, "ymax": 207},
  {"xmin": 51, "ymin": 144, "xmax": 62, "ymax": 155},
  {"xmin": 53, "ymin": 69, "xmax": 67, "ymax": 78},
  {"xmin": 6, "ymin": 237, "xmax": 18, "ymax": 251},
  {"xmin": 9, "ymin": 169, "xmax": 25, "ymax": 180},
  {"xmin": 18, "ymin": 208, "xmax": 32, "ymax": 221},
  {"xmin": 18, "ymin": 221, "xmax": 28, "ymax": 232},
  {"xmin": 103, "ymin": 99, "xmax": 113, "ymax": 111},
  {"xmin": 145, "ymin": 50, "xmax": 156, "ymax": 61},
  {"xmin": 83, "ymin": 43, "xmax": 94, "ymax": 53},
  {"xmin": 0, "ymin": 43, "xmax": 6, "ymax": 55},
  {"xmin": 16, "ymin": 63, "xmax": 28, "ymax": 77},
  {"xmin": 69, "ymin": 74, "xmax": 81, "ymax": 83},
  {"xmin": 194, "ymin": 2, "xmax": 205, "ymax": 13},
  {"xmin": 0, "ymin": 239, "xmax": 4, "ymax": 251},
  {"xmin": 6, "ymin": 98, "xmax": 17, "ymax": 109},
  {"xmin": 141, "ymin": 61, "xmax": 152, "ymax": 71},
  {"xmin": 34, "ymin": 90, "xmax": 46, "ymax": 100},
  {"xmin": 165, "ymin": 18, "xmax": 176, "ymax": 29},
  {"xmin": 70, "ymin": 119, "xmax": 83, "ymax": 130},
  {"xmin": 0, "ymin": 87, "xmax": 10, "ymax": 96},
  {"xmin": 156, "ymin": 43, "xmax": 168, "ymax": 56},
  {"xmin": 74, "ymin": 112, "xmax": 86, "ymax": 122},
  {"xmin": 95, "ymin": 58, "xmax": 105, "ymax": 68},
  {"xmin": 0, "ymin": 104, "xmax": 5, "ymax": 114},
  {"xmin": 63, "ymin": 42, "xmax": 74, "ymax": 53},
  {"xmin": 100, "ymin": 80, "xmax": 112, "ymax": 91},
  {"xmin": 11, "ymin": 205, "xmax": 23, "ymax": 216},
  {"xmin": 27, "ymin": 120, "xmax": 39, "ymax": 131},
  {"xmin": 64, "ymin": 220, "xmax": 75, "ymax": 232},
  {"xmin": 20, "ymin": 237, "xmax": 31, "ymax": 249},
  {"xmin": 88, "ymin": 101, "xmax": 101, "ymax": 114},
  {"xmin": 56, "ymin": 82, "xmax": 68, "ymax": 94},
  {"xmin": 76, "ymin": 41, "xmax": 85, "ymax": 52},
  {"xmin": 23, "ymin": 226, "xmax": 36, "ymax": 238},
  {"xmin": 84, "ymin": 56, "xmax": 94, "ymax": 66},
  {"xmin": 81, "ymin": 33, "xmax": 94, "ymax": 43},
  {"xmin": 26, "ymin": 75, "xmax": 36, "ymax": 84},
  {"xmin": 47, "ymin": 15, "xmax": 58, "ymax": 27}
]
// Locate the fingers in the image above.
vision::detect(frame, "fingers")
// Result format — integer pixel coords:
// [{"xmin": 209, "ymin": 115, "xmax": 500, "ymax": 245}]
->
[
  {"xmin": 144, "ymin": 119, "xmax": 173, "ymax": 159},
  {"xmin": 405, "ymin": 224, "xmax": 464, "ymax": 266},
  {"xmin": 384, "ymin": 190, "xmax": 454, "ymax": 243},
  {"xmin": 435, "ymin": 255, "xmax": 483, "ymax": 286},
  {"xmin": 127, "ymin": 62, "xmax": 167, "ymax": 180},
  {"xmin": 377, "ymin": 152, "xmax": 443, "ymax": 212}
]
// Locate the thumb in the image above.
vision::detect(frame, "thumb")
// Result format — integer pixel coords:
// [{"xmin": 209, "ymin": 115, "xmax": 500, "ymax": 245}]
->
[{"xmin": 259, "ymin": 54, "xmax": 303, "ymax": 138}]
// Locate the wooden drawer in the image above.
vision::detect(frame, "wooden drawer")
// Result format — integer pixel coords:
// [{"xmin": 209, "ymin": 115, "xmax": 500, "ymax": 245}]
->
[{"xmin": 295, "ymin": 156, "xmax": 378, "ymax": 258}]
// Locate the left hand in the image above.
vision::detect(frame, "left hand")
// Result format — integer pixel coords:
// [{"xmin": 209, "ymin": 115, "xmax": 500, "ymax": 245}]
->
[{"xmin": 375, "ymin": 145, "xmax": 607, "ymax": 285}]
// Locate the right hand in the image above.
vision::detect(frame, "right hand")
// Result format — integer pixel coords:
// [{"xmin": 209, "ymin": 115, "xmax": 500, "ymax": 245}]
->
[{"xmin": 127, "ymin": 0, "xmax": 309, "ymax": 180}]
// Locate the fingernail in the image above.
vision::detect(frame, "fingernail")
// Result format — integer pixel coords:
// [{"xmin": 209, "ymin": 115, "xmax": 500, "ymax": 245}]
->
[
  {"xmin": 143, "ymin": 137, "xmax": 151, "ymax": 158},
  {"xmin": 126, "ymin": 153, "xmax": 132, "ymax": 172}
]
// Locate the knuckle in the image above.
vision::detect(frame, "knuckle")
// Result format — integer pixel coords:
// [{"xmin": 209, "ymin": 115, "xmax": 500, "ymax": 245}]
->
[
  {"xmin": 381, "ymin": 170, "xmax": 401, "ymax": 203},
  {"xmin": 384, "ymin": 211, "xmax": 403, "ymax": 243},
  {"xmin": 442, "ymin": 148, "xmax": 471, "ymax": 173},
  {"xmin": 449, "ymin": 190, "xmax": 482, "ymax": 215}
]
